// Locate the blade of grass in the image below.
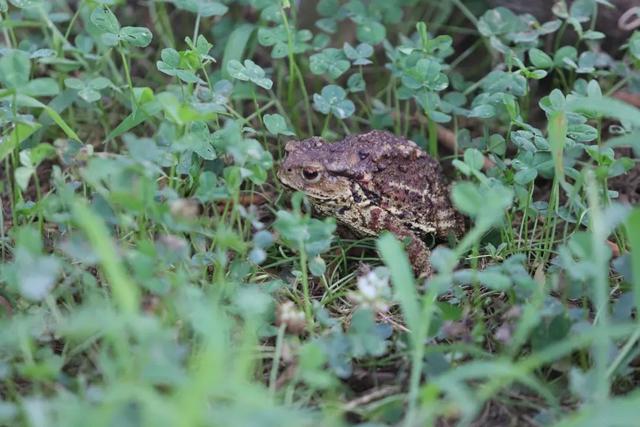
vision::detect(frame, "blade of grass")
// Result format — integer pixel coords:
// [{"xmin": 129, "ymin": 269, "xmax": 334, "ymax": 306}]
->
[
  {"xmin": 377, "ymin": 233, "xmax": 428, "ymax": 427},
  {"xmin": 14, "ymin": 94, "xmax": 81, "ymax": 141},
  {"xmin": 585, "ymin": 170, "xmax": 612, "ymax": 403},
  {"xmin": 221, "ymin": 23, "xmax": 254, "ymax": 80},
  {"xmin": 72, "ymin": 199, "xmax": 139, "ymax": 314},
  {"xmin": 626, "ymin": 208, "xmax": 640, "ymax": 313},
  {"xmin": 567, "ymin": 96, "xmax": 640, "ymax": 127}
]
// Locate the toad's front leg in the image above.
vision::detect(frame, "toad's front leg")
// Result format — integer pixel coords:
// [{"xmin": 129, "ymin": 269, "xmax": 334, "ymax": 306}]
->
[{"xmin": 367, "ymin": 207, "xmax": 432, "ymax": 278}]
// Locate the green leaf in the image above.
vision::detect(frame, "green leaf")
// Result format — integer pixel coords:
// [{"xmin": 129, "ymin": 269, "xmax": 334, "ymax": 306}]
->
[
  {"xmin": 514, "ymin": 167, "xmax": 538, "ymax": 185},
  {"xmin": 14, "ymin": 165, "xmax": 34, "ymax": 191},
  {"xmin": 9, "ymin": 0, "xmax": 41, "ymax": 9},
  {"xmin": 312, "ymin": 85, "xmax": 355, "ymax": 119},
  {"xmin": 221, "ymin": 23, "xmax": 254, "ymax": 79},
  {"xmin": 0, "ymin": 49, "xmax": 31, "ymax": 89},
  {"xmin": 451, "ymin": 182, "xmax": 484, "ymax": 217},
  {"xmin": 171, "ymin": 0, "xmax": 228, "ymax": 17},
  {"xmin": 452, "ymin": 181, "xmax": 513, "ymax": 224},
  {"xmin": 90, "ymin": 6, "xmax": 120, "ymax": 35},
  {"xmin": 463, "ymin": 148, "xmax": 484, "ymax": 171},
  {"xmin": 64, "ymin": 77, "xmax": 84, "ymax": 90},
  {"xmin": 78, "ymin": 88, "xmax": 102, "ymax": 103},
  {"xmin": 347, "ymin": 73, "xmax": 365, "ymax": 92},
  {"xmin": 14, "ymin": 94, "xmax": 81, "ymax": 141},
  {"xmin": 376, "ymin": 233, "xmax": 419, "ymax": 332},
  {"xmin": 23, "ymin": 78, "xmax": 60, "ymax": 97},
  {"xmin": 347, "ymin": 308, "xmax": 390, "ymax": 357},
  {"xmin": 160, "ymin": 48, "xmax": 180, "ymax": 67},
  {"xmin": 629, "ymin": 32, "xmax": 640, "ymax": 61},
  {"xmin": 89, "ymin": 77, "xmax": 111, "ymax": 90},
  {"xmin": 529, "ymin": 48, "xmax": 553, "ymax": 69},
  {"xmin": 308, "ymin": 255, "xmax": 326, "ymax": 277},
  {"xmin": 343, "ymin": 42, "xmax": 373, "ymax": 65},
  {"xmin": 0, "ymin": 122, "xmax": 41, "ymax": 162},
  {"xmin": 101, "ymin": 32, "xmax": 120, "ymax": 47},
  {"xmin": 264, "ymin": 113, "xmax": 295, "ymax": 136},
  {"xmin": 309, "ymin": 48, "xmax": 350, "ymax": 79},
  {"xmin": 16, "ymin": 251, "xmax": 61, "ymax": 301},
  {"xmin": 72, "ymin": 200, "xmax": 140, "ymax": 314},
  {"xmin": 627, "ymin": 209, "xmax": 640, "ymax": 315},
  {"xmin": 567, "ymin": 96, "xmax": 640, "ymax": 128},
  {"xmin": 551, "ymin": 392, "xmax": 640, "ymax": 427},
  {"xmin": 119, "ymin": 26, "xmax": 153, "ymax": 47},
  {"xmin": 227, "ymin": 59, "xmax": 273, "ymax": 90},
  {"xmin": 356, "ymin": 18, "xmax": 385, "ymax": 44}
]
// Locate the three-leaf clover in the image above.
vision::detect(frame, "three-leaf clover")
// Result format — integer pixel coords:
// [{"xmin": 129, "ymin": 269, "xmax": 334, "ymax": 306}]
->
[
  {"xmin": 184, "ymin": 34, "xmax": 215, "ymax": 65},
  {"xmin": 157, "ymin": 48, "xmax": 199, "ymax": 83},
  {"xmin": 227, "ymin": 59, "xmax": 273, "ymax": 90},
  {"xmin": 401, "ymin": 58, "xmax": 448, "ymax": 92},
  {"xmin": 310, "ymin": 48, "xmax": 350, "ymax": 79},
  {"xmin": 343, "ymin": 42, "xmax": 373, "ymax": 65},
  {"xmin": 273, "ymin": 199, "xmax": 336, "ymax": 277},
  {"xmin": 90, "ymin": 7, "xmax": 153, "ymax": 48},
  {"xmin": 313, "ymin": 85, "xmax": 355, "ymax": 119},
  {"xmin": 258, "ymin": 26, "xmax": 312, "ymax": 59},
  {"xmin": 65, "ymin": 77, "xmax": 112, "ymax": 103}
]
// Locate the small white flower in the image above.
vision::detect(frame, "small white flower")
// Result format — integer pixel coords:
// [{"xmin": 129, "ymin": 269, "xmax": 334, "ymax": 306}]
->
[
  {"xmin": 276, "ymin": 301, "xmax": 306, "ymax": 334},
  {"xmin": 350, "ymin": 267, "xmax": 392, "ymax": 313}
]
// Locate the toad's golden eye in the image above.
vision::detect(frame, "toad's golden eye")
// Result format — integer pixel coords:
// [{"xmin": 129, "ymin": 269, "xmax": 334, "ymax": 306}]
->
[{"xmin": 301, "ymin": 168, "xmax": 321, "ymax": 183}]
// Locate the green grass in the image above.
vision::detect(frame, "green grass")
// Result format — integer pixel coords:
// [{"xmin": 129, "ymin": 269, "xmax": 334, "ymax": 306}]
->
[{"xmin": 0, "ymin": 1, "xmax": 640, "ymax": 426}]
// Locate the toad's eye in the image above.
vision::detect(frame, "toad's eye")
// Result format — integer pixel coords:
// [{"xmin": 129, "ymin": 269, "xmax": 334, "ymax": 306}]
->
[{"xmin": 301, "ymin": 168, "xmax": 321, "ymax": 183}]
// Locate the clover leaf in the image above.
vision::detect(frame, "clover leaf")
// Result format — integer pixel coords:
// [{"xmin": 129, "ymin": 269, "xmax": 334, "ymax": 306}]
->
[
  {"xmin": 343, "ymin": 3, "xmax": 387, "ymax": 45},
  {"xmin": 529, "ymin": 48, "xmax": 554, "ymax": 69},
  {"xmin": 310, "ymin": 48, "xmax": 350, "ymax": 79},
  {"xmin": 258, "ymin": 25, "xmax": 312, "ymax": 59},
  {"xmin": 0, "ymin": 49, "xmax": 30, "ymax": 89},
  {"xmin": 184, "ymin": 34, "xmax": 215, "ymax": 65},
  {"xmin": 157, "ymin": 48, "xmax": 199, "ymax": 83},
  {"xmin": 452, "ymin": 181, "xmax": 514, "ymax": 226},
  {"xmin": 401, "ymin": 58, "xmax": 449, "ymax": 92},
  {"xmin": 0, "ymin": 49, "xmax": 60, "ymax": 97},
  {"xmin": 347, "ymin": 73, "xmax": 365, "ymax": 92},
  {"xmin": 347, "ymin": 308, "xmax": 391, "ymax": 358},
  {"xmin": 170, "ymin": 0, "xmax": 228, "ymax": 17},
  {"xmin": 273, "ymin": 202, "xmax": 336, "ymax": 276},
  {"xmin": 343, "ymin": 42, "xmax": 373, "ymax": 66},
  {"xmin": 227, "ymin": 59, "xmax": 273, "ymax": 90},
  {"xmin": 213, "ymin": 121, "xmax": 273, "ymax": 184},
  {"xmin": 65, "ymin": 76, "xmax": 111, "ymax": 103},
  {"xmin": 313, "ymin": 85, "xmax": 355, "ymax": 119},
  {"xmin": 119, "ymin": 27, "xmax": 153, "ymax": 47},
  {"xmin": 264, "ymin": 114, "xmax": 295, "ymax": 136},
  {"xmin": 90, "ymin": 7, "xmax": 153, "ymax": 48},
  {"xmin": 6, "ymin": 226, "xmax": 62, "ymax": 302}
]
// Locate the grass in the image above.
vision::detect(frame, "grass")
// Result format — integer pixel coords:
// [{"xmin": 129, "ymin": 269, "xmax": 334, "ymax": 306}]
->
[{"xmin": 0, "ymin": 0, "xmax": 640, "ymax": 426}]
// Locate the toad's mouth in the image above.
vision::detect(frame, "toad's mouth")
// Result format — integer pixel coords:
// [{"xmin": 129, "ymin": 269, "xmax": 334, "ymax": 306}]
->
[{"xmin": 277, "ymin": 174, "xmax": 342, "ymax": 202}]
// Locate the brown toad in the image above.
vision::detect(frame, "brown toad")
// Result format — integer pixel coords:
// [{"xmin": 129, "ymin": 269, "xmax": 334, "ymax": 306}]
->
[{"xmin": 277, "ymin": 130, "xmax": 465, "ymax": 276}]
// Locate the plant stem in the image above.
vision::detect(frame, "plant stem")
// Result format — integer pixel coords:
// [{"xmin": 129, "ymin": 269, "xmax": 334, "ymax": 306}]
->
[
  {"xmin": 269, "ymin": 323, "xmax": 286, "ymax": 395},
  {"xmin": 119, "ymin": 48, "xmax": 137, "ymax": 109},
  {"xmin": 427, "ymin": 114, "xmax": 438, "ymax": 158},
  {"xmin": 298, "ymin": 243, "xmax": 313, "ymax": 329}
]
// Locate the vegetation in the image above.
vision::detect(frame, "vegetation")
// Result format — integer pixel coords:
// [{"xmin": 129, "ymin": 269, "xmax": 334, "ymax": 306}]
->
[{"xmin": 0, "ymin": 0, "xmax": 639, "ymax": 425}]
